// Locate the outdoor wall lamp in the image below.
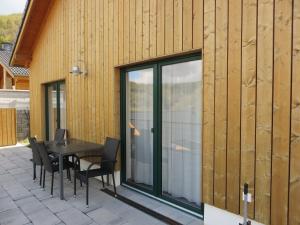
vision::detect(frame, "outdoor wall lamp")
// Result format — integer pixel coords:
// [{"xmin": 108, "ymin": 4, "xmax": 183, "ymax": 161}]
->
[{"xmin": 70, "ymin": 65, "xmax": 87, "ymax": 76}]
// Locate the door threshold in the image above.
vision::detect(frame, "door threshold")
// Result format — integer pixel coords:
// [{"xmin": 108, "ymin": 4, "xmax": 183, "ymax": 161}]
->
[{"xmin": 121, "ymin": 183, "xmax": 203, "ymax": 219}]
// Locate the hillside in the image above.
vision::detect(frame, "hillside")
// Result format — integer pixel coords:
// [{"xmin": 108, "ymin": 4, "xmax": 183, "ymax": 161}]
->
[{"xmin": 0, "ymin": 14, "xmax": 22, "ymax": 44}]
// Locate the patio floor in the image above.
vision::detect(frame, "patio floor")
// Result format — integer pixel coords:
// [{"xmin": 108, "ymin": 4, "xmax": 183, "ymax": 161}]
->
[{"xmin": 0, "ymin": 146, "xmax": 203, "ymax": 225}]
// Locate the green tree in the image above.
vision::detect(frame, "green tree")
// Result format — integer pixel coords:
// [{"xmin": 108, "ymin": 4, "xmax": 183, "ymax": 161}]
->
[{"xmin": 0, "ymin": 14, "xmax": 22, "ymax": 44}]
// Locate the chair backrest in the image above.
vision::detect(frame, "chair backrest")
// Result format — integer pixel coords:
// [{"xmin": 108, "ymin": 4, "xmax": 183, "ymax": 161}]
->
[
  {"xmin": 54, "ymin": 129, "xmax": 66, "ymax": 143},
  {"xmin": 37, "ymin": 142, "xmax": 53, "ymax": 172},
  {"xmin": 101, "ymin": 137, "xmax": 120, "ymax": 172},
  {"xmin": 28, "ymin": 137, "xmax": 42, "ymax": 165}
]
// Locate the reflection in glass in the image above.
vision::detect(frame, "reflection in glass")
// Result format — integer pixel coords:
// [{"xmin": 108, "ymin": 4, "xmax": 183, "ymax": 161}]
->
[
  {"xmin": 126, "ymin": 68, "xmax": 154, "ymax": 189},
  {"xmin": 47, "ymin": 82, "xmax": 66, "ymax": 141},
  {"xmin": 60, "ymin": 83, "xmax": 66, "ymax": 129},
  {"xmin": 162, "ymin": 60, "xmax": 202, "ymax": 207},
  {"xmin": 48, "ymin": 85, "xmax": 57, "ymax": 141}
]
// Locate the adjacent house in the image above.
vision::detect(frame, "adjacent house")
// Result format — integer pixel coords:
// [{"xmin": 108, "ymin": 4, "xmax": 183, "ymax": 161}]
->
[
  {"xmin": 10, "ymin": 0, "xmax": 300, "ymax": 225},
  {"xmin": 0, "ymin": 42, "xmax": 29, "ymax": 90}
]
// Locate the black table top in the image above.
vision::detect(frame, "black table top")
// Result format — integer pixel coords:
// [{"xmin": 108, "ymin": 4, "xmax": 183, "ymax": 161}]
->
[{"xmin": 46, "ymin": 138, "xmax": 104, "ymax": 156}]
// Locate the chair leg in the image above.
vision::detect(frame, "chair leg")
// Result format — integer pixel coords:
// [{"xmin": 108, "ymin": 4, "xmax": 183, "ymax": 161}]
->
[
  {"xmin": 33, "ymin": 163, "xmax": 36, "ymax": 180},
  {"xmin": 86, "ymin": 178, "xmax": 89, "ymax": 207},
  {"xmin": 51, "ymin": 172, "xmax": 54, "ymax": 196},
  {"xmin": 67, "ymin": 168, "xmax": 71, "ymax": 181},
  {"xmin": 74, "ymin": 171, "xmax": 76, "ymax": 196},
  {"xmin": 112, "ymin": 173, "xmax": 117, "ymax": 196},
  {"xmin": 43, "ymin": 169, "xmax": 46, "ymax": 189},
  {"xmin": 101, "ymin": 175, "xmax": 105, "ymax": 188},
  {"xmin": 107, "ymin": 174, "xmax": 109, "ymax": 186},
  {"xmin": 78, "ymin": 161, "xmax": 82, "ymax": 187},
  {"xmin": 40, "ymin": 165, "xmax": 43, "ymax": 186}
]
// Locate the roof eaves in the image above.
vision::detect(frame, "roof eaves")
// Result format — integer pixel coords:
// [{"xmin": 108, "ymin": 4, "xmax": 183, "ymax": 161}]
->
[{"xmin": 9, "ymin": 0, "xmax": 31, "ymax": 67}]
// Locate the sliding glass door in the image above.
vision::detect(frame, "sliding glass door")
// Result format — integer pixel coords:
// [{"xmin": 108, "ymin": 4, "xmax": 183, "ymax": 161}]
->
[
  {"xmin": 45, "ymin": 81, "xmax": 66, "ymax": 141},
  {"xmin": 121, "ymin": 54, "xmax": 203, "ymax": 214},
  {"xmin": 125, "ymin": 67, "xmax": 154, "ymax": 191},
  {"xmin": 161, "ymin": 60, "xmax": 202, "ymax": 209}
]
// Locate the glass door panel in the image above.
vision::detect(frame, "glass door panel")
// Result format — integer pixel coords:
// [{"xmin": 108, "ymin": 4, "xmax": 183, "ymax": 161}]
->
[
  {"xmin": 46, "ymin": 81, "xmax": 66, "ymax": 141},
  {"xmin": 59, "ymin": 83, "xmax": 66, "ymax": 129},
  {"xmin": 48, "ymin": 84, "xmax": 58, "ymax": 141},
  {"xmin": 161, "ymin": 60, "xmax": 202, "ymax": 208},
  {"xmin": 125, "ymin": 68, "xmax": 154, "ymax": 190}
]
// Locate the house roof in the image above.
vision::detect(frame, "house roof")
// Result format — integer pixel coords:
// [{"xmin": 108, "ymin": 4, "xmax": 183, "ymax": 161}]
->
[
  {"xmin": 0, "ymin": 50, "xmax": 29, "ymax": 77},
  {"xmin": 10, "ymin": 0, "xmax": 53, "ymax": 67}
]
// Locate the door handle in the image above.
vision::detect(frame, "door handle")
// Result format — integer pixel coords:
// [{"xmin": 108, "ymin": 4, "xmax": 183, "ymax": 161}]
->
[{"xmin": 151, "ymin": 128, "xmax": 154, "ymax": 133}]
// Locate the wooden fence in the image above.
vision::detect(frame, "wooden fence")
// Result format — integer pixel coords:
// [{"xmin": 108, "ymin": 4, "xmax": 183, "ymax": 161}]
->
[{"xmin": 0, "ymin": 108, "xmax": 16, "ymax": 147}]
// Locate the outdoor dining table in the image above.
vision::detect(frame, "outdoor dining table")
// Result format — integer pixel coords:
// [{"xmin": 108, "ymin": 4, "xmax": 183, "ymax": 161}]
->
[{"xmin": 46, "ymin": 138, "xmax": 104, "ymax": 200}]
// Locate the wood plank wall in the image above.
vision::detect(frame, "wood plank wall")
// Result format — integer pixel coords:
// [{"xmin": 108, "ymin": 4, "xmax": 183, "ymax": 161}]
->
[
  {"xmin": 28, "ymin": 0, "xmax": 299, "ymax": 224},
  {"xmin": 0, "ymin": 108, "xmax": 16, "ymax": 147}
]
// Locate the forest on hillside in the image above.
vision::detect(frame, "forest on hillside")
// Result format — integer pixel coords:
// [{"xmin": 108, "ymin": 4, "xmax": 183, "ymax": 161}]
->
[{"xmin": 0, "ymin": 14, "xmax": 22, "ymax": 44}]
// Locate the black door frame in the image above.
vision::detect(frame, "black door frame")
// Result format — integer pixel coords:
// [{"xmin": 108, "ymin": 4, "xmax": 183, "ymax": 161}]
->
[
  {"xmin": 120, "ymin": 53, "xmax": 204, "ymax": 216},
  {"xmin": 45, "ymin": 80, "xmax": 65, "ymax": 141}
]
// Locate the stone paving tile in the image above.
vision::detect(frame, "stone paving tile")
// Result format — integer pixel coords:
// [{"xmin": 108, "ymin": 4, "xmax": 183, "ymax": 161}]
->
[
  {"xmin": 1, "ymin": 161, "xmax": 18, "ymax": 170},
  {"xmin": 56, "ymin": 207, "xmax": 93, "ymax": 225},
  {"xmin": 15, "ymin": 196, "xmax": 45, "ymax": 215},
  {"xmin": 30, "ymin": 188, "xmax": 53, "ymax": 201},
  {"xmin": 87, "ymin": 207, "xmax": 125, "ymax": 225},
  {"xmin": 0, "ymin": 146, "xmax": 204, "ymax": 225},
  {"xmin": 9, "ymin": 167, "xmax": 27, "ymax": 175},
  {"xmin": 13, "ymin": 173, "xmax": 33, "ymax": 183},
  {"xmin": 21, "ymin": 179, "xmax": 42, "ymax": 191},
  {"xmin": 0, "ymin": 196, "xmax": 17, "ymax": 213},
  {"xmin": 42, "ymin": 197, "xmax": 72, "ymax": 214},
  {"xmin": 0, "ymin": 173, "xmax": 16, "ymax": 185},
  {"xmin": 0, "ymin": 186, "xmax": 8, "ymax": 198},
  {"xmin": 0, "ymin": 208, "xmax": 30, "ymax": 225},
  {"xmin": 2, "ymin": 182, "xmax": 32, "ymax": 200},
  {"xmin": 120, "ymin": 210, "xmax": 163, "ymax": 225},
  {"xmin": 0, "ymin": 167, "xmax": 7, "ymax": 175},
  {"xmin": 26, "ymin": 207, "xmax": 61, "ymax": 225}
]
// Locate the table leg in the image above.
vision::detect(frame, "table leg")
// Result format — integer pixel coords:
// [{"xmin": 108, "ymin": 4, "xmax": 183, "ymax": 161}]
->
[{"xmin": 59, "ymin": 154, "xmax": 64, "ymax": 200}]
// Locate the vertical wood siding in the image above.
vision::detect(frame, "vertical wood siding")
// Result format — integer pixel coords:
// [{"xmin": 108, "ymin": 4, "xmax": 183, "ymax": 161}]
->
[
  {"xmin": 289, "ymin": 1, "xmax": 300, "ymax": 225},
  {"xmin": 28, "ymin": 0, "xmax": 299, "ymax": 224},
  {"xmin": 0, "ymin": 108, "xmax": 16, "ymax": 147}
]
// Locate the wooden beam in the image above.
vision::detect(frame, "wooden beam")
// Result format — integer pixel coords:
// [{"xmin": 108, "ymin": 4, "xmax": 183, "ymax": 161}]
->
[
  {"xmin": 214, "ymin": 0, "xmax": 228, "ymax": 209},
  {"xmin": 14, "ymin": 53, "xmax": 32, "ymax": 62},
  {"xmin": 255, "ymin": 0, "xmax": 273, "ymax": 223},
  {"xmin": 289, "ymin": 0, "xmax": 300, "ymax": 223},
  {"xmin": 202, "ymin": 0, "xmax": 215, "ymax": 204},
  {"xmin": 226, "ymin": 0, "xmax": 242, "ymax": 214},
  {"xmin": 240, "ymin": 0, "xmax": 257, "ymax": 218},
  {"xmin": 3, "ymin": 69, "xmax": 6, "ymax": 89},
  {"xmin": 271, "ymin": 0, "xmax": 293, "ymax": 224}
]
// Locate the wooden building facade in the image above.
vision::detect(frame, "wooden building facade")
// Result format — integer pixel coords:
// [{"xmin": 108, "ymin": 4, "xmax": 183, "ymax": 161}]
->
[
  {"xmin": 11, "ymin": 0, "xmax": 300, "ymax": 224},
  {"xmin": 0, "ymin": 43, "xmax": 29, "ymax": 90}
]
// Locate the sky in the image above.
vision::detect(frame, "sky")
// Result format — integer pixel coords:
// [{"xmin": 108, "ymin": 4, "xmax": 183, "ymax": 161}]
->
[{"xmin": 0, "ymin": 0, "xmax": 27, "ymax": 15}]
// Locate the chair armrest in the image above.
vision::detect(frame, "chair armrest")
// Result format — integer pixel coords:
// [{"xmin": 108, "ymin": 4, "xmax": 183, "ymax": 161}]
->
[
  {"xmin": 101, "ymin": 159, "xmax": 117, "ymax": 164},
  {"xmin": 86, "ymin": 162, "xmax": 101, "ymax": 171},
  {"xmin": 79, "ymin": 154, "xmax": 102, "ymax": 160}
]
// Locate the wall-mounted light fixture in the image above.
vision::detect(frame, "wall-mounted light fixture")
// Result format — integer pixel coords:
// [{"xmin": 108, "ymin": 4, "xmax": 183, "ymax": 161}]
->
[{"xmin": 70, "ymin": 65, "xmax": 87, "ymax": 76}]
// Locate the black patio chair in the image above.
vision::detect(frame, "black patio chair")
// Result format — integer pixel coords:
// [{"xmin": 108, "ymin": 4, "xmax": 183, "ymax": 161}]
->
[
  {"xmin": 73, "ymin": 137, "xmax": 120, "ymax": 206},
  {"xmin": 28, "ymin": 137, "xmax": 43, "ymax": 185},
  {"xmin": 37, "ymin": 142, "xmax": 73, "ymax": 195}
]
